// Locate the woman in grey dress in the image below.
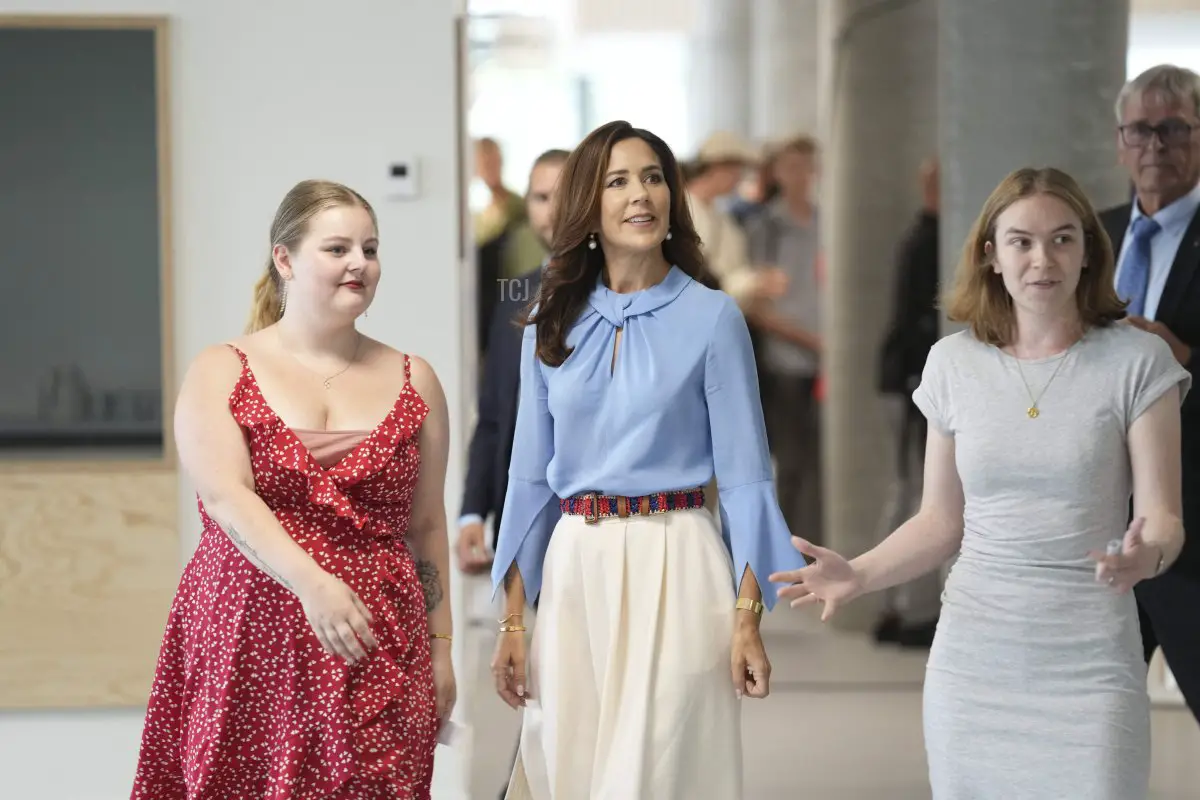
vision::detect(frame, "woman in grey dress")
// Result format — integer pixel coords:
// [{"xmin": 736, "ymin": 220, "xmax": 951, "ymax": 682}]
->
[{"xmin": 770, "ymin": 167, "xmax": 1190, "ymax": 799}]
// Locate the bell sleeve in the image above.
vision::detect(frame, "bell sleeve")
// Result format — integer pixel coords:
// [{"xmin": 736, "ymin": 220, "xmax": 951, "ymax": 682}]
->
[
  {"xmin": 704, "ymin": 298, "xmax": 808, "ymax": 609},
  {"xmin": 490, "ymin": 322, "xmax": 562, "ymax": 606}
]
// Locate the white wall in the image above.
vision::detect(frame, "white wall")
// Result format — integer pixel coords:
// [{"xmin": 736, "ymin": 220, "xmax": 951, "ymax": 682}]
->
[
  {"xmin": 576, "ymin": 32, "xmax": 692, "ymax": 152},
  {"xmin": 570, "ymin": 0, "xmax": 694, "ymax": 34},
  {"xmin": 1129, "ymin": 10, "xmax": 1200, "ymax": 74},
  {"xmin": 0, "ymin": 1, "xmax": 469, "ymax": 798}
]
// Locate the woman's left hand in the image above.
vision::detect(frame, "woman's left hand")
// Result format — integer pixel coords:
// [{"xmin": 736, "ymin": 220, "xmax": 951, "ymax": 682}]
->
[
  {"xmin": 431, "ymin": 638, "xmax": 457, "ymax": 722},
  {"xmin": 1089, "ymin": 517, "xmax": 1160, "ymax": 594},
  {"xmin": 731, "ymin": 619, "xmax": 771, "ymax": 699}
]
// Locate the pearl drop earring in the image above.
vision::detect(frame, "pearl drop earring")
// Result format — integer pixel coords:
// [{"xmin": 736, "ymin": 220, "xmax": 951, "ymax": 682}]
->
[
  {"xmin": 587, "ymin": 233, "xmax": 598, "ymax": 250},
  {"xmin": 665, "ymin": 229, "xmax": 673, "ymax": 241}
]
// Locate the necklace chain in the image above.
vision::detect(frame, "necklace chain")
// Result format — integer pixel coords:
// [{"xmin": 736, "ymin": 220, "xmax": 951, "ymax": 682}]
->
[
  {"xmin": 1014, "ymin": 353, "xmax": 1068, "ymax": 419},
  {"xmin": 279, "ymin": 329, "xmax": 363, "ymax": 390}
]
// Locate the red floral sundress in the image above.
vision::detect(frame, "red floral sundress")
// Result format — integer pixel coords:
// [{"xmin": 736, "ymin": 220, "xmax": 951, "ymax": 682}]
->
[{"xmin": 131, "ymin": 347, "xmax": 437, "ymax": 799}]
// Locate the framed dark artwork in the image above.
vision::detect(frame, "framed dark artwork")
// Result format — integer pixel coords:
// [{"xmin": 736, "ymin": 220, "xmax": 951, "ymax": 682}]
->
[{"xmin": 0, "ymin": 17, "xmax": 173, "ymax": 458}]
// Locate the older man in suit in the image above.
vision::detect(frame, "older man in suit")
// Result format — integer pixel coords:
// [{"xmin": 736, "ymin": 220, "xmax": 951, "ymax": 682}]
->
[
  {"xmin": 456, "ymin": 148, "xmax": 569, "ymax": 575},
  {"xmin": 1101, "ymin": 63, "xmax": 1200, "ymax": 725}
]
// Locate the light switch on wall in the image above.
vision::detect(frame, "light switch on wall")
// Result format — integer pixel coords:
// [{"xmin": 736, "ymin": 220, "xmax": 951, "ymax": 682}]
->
[{"xmin": 387, "ymin": 159, "xmax": 418, "ymax": 199}]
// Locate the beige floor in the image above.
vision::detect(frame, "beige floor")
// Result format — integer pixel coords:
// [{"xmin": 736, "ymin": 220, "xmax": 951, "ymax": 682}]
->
[{"xmin": 457, "ymin": 580, "xmax": 1200, "ymax": 800}]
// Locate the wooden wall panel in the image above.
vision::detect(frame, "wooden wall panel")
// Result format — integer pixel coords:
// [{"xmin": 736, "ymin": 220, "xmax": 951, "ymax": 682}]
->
[{"xmin": 0, "ymin": 467, "xmax": 179, "ymax": 708}]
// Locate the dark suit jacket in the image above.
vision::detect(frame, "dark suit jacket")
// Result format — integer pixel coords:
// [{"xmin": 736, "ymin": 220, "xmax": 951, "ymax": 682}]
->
[
  {"xmin": 1101, "ymin": 202, "xmax": 1200, "ymax": 575},
  {"xmin": 476, "ymin": 232, "xmax": 507, "ymax": 355},
  {"xmin": 878, "ymin": 211, "xmax": 940, "ymax": 396},
  {"xmin": 459, "ymin": 266, "xmax": 542, "ymax": 546}
]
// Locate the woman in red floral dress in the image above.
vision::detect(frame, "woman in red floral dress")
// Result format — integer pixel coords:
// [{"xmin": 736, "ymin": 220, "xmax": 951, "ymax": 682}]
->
[{"xmin": 131, "ymin": 180, "xmax": 455, "ymax": 799}]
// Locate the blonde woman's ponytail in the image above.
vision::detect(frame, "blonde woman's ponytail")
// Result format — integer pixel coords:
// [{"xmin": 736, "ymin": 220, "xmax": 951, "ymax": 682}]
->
[{"xmin": 245, "ymin": 260, "xmax": 282, "ymax": 333}]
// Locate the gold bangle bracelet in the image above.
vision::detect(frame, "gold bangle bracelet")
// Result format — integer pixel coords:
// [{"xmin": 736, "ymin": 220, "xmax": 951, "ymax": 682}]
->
[
  {"xmin": 736, "ymin": 598, "xmax": 765, "ymax": 616},
  {"xmin": 498, "ymin": 613, "xmax": 524, "ymax": 625},
  {"xmin": 429, "ymin": 633, "xmax": 453, "ymax": 641},
  {"xmin": 499, "ymin": 625, "xmax": 527, "ymax": 633}
]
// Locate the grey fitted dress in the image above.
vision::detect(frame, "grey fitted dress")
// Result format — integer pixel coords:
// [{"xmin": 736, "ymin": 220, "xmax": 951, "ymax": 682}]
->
[{"xmin": 912, "ymin": 324, "xmax": 1191, "ymax": 800}]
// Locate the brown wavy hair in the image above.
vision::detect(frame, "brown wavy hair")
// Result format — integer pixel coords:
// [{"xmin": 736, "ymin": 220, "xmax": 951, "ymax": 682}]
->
[
  {"xmin": 245, "ymin": 179, "xmax": 376, "ymax": 333},
  {"xmin": 526, "ymin": 120, "xmax": 716, "ymax": 366},
  {"xmin": 944, "ymin": 166, "xmax": 1125, "ymax": 346}
]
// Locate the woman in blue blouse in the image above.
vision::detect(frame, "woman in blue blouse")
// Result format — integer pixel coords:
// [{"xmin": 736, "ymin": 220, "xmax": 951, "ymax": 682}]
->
[{"xmin": 490, "ymin": 120, "xmax": 807, "ymax": 799}]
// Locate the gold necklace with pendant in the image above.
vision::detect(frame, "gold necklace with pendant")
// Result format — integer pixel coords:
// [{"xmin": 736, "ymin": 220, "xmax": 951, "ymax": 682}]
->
[
  {"xmin": 1014, "ymin": 352, "xmax": 1069, "ymax": 419},
  {"xmin": 279, "ymin": 328, "xmax": 363, "ymax": 389}
]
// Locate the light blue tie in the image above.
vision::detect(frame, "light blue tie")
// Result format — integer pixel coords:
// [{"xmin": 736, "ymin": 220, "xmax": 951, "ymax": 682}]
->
[{"xmin": 1116, "ymin": 216, "xmax": 1161, "ymax": 316}]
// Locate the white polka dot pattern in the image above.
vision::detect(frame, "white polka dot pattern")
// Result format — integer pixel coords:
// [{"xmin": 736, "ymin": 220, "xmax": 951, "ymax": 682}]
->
[{"xmin": 131, "ymin": 347, "xmax": 438, "ymax": 799}]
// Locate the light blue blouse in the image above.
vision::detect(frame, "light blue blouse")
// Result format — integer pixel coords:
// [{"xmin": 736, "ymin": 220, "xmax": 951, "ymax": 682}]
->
[{"xmin": 490, "ymin": 265, "xmax": 807, "ymax": 609}]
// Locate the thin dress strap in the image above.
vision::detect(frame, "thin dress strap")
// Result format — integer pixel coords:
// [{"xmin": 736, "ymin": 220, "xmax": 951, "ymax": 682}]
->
[
  {"xmin": 224, "ymin": 343, "xmax": 250, "ymax": 367},
  {"xmin": 221, "ymin": 344, "xmax": 255, "ymax": 413}
]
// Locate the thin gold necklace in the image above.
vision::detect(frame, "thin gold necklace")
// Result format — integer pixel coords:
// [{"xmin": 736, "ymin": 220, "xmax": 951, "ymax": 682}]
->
[
  {"xmin": 279, "ymin": 328, "xmax": 363, "ymax": 389},
  {"xmin": 1013, "ymin": 351, "xmax": 1069, "ymax": 419}
]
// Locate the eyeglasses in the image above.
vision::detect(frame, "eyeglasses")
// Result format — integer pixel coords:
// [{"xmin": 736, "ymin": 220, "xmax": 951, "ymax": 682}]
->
[{"xmin": 1118, "ymin": 118, "xmax": 1196, "ymax": 147}]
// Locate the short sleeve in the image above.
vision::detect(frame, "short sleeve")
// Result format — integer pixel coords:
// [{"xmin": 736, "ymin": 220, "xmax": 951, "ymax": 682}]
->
[
  {"xmin": 911, "ymin": 337, "xmax": 953, "ymax": 435},
  {"xmin": 1126, "ymin": 333, "xmax": 1192, "ymax": 428}
]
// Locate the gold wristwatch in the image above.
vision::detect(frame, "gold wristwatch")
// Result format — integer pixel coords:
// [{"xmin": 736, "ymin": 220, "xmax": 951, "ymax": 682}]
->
[{"xmin": 736, "ymin": 598, "xmax": 765, "ymax": 616}]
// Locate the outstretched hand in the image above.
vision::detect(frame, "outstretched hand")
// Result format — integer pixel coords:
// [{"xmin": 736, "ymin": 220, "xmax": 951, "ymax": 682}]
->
[
  {"xmin": 1088, "ymin": 517, "xmax": 1161, "ymax": 594},
  {"xmin": 768, "ymin": 537, "xmax": 863, "ymax": 622}
]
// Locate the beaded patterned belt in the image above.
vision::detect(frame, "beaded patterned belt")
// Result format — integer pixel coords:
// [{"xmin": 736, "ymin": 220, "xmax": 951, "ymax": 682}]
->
[{"xmin": 559, "ymin": 488, "xmax": 706, "ymax": 524}]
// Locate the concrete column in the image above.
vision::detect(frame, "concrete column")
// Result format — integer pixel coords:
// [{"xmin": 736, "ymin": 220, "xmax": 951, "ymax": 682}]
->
[
  {"xmin": 823, "ymin": 0, "xmax": 938, "ymax": 632},
  {"xmin": 750, "ymin": 0, "xmax": 821, "ymax": 142},
  {"xmin": 686, "ymin": 0, "xmax": 752, "ymax": 149},
  {"xmin": 939, "ymin": 0, "xmax": 1130, "ymax": 305}
]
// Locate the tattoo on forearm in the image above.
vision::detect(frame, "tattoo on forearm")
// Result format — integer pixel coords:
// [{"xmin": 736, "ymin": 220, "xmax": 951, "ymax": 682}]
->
[
  {"xmin": 415, "ymin": 558, "xmax": 443, "ymax": 612},
  {"xmin": 224, "ymin": 524, "xmax": 294, "ymax": 592}
]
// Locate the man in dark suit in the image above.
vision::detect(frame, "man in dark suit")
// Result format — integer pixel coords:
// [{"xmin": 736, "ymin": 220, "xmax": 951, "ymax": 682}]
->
[
  {"xmin": 456, "ymin": 148, "xmax": 569, "ymax": 575},
  {"xmin": 874, "ymin": 158, "xmax": 942, "ymax": 649},
  {"xmin": 1102, "ymin": 64, "xmax": 1200, "ymax": 724}
]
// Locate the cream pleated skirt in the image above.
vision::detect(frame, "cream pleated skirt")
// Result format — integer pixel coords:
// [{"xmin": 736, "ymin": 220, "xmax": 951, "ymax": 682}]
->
[{"xmin": 505, "ymin": 507, "xmax": 743, "ymax": 800}]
